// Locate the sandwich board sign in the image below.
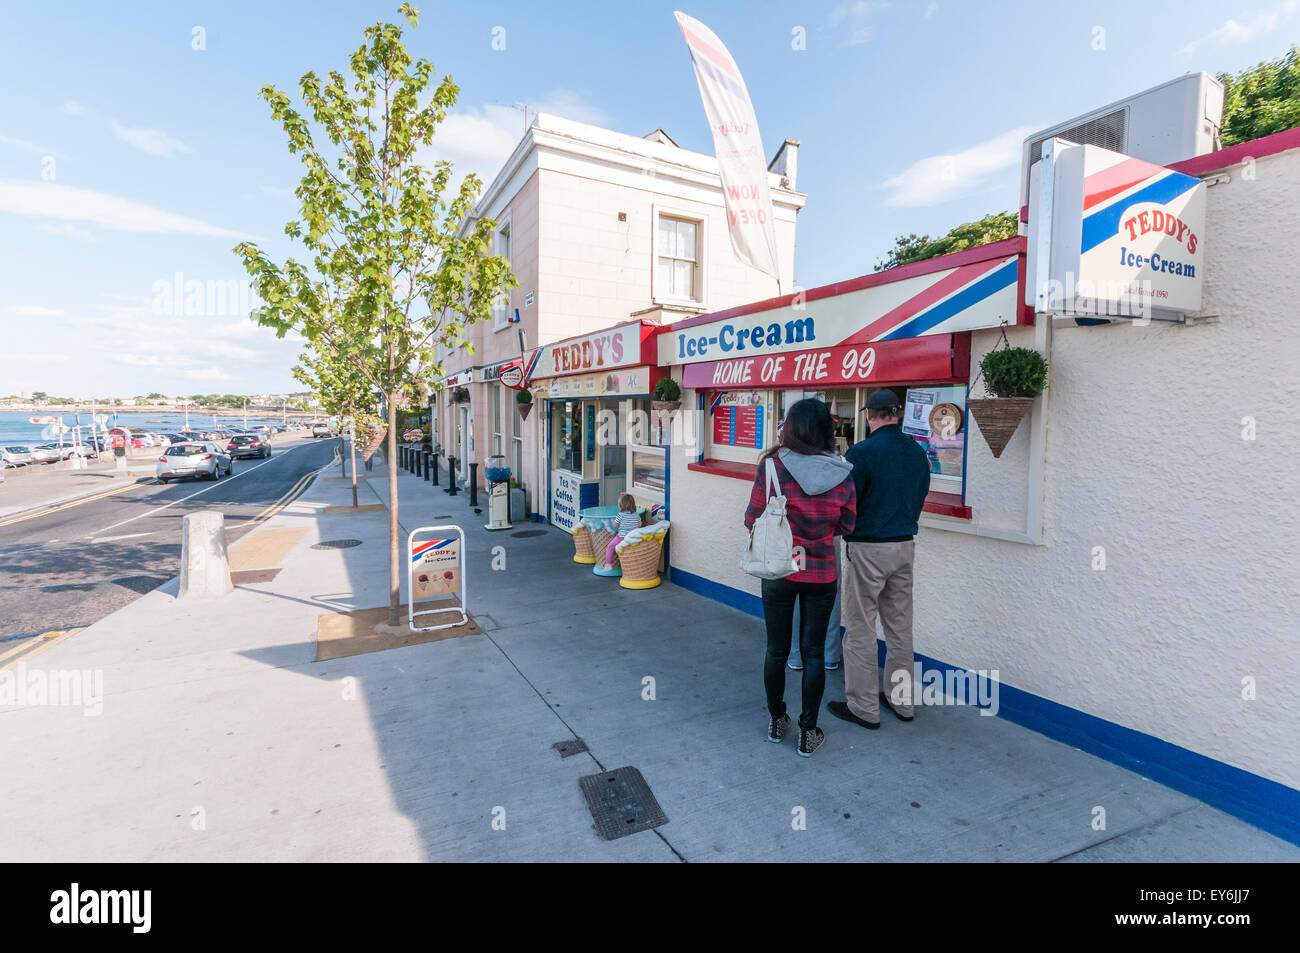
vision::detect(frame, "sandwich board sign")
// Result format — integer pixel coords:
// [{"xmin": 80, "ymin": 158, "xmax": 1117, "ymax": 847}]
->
[{"xmin": 407, "ymin": 526, "xmax": 467, "ymax": 631}]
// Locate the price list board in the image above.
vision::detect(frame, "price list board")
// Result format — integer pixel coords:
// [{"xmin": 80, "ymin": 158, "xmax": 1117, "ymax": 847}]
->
[{"xmin": 712, "ymin": 400, "xmax": 764, "ymax": 450}]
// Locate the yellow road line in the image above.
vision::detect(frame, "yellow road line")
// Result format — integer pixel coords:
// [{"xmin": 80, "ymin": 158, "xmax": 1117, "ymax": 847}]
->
[
  {"xmin": 0, "ymin": 629, "xmax": 81, "ymax": 673},
  {"xmin": 238, "ymin": 467, "xmax": 319, "ymax": 534},
  {"xmin": 0, "ymin": 478, "xmax": 151, "ymax": 529}
]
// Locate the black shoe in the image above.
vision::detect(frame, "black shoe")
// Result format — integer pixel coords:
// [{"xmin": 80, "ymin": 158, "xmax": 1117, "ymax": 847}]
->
[
  {"xmin": 827, "ymin": 700, "xmax": 879, "ymax": 730},
  {"xmin": 797, "ymin": 725, "xmax": 825, "ymax": 757},
  {"xmin": 766, "ymin": 712, "xmax": 791, "ymax": 743},
  {"xmin": 879, "ymin": 691, "xmax": 914, "ymax": 722}
]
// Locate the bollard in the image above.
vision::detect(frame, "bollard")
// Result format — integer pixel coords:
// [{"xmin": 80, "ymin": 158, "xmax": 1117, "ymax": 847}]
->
[
  {"xmin": 448, "ymin": 457, "xmax": 457, "ymax": 495},
  {"xmin": 431, "ymin": 451, "xmax": 440, "ymax": 484},
  {"xmin": 399, "ymin": 446, "xmax": 407, "ymax": 470},
  {"xmin": 423, "ymin": 450, "xmax": 431, "ymax": 481},
  {"xmin": 469, "ymin": 463, "xmax": 479, "ymax": 507},
  {"xmin": 179, "ymin": 511, "xmax": 233, "ymax": 598}
]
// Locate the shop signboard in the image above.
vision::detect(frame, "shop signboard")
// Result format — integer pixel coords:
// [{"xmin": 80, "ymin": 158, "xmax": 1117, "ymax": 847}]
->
[
  {"xmin": 443, "ymin": 368, "xmax": 472, "ymax": 388},
  {"xmin": 710, "ymin": 391, "xmax": 765, "ymax": 450},
  {"xmin": 524, "ymin": 322, "xmax": 652, "ymax": 380},
  {"xmin": 411, "ymin": 535, "xmax": 459, "ymax": 597},
  {"xmin": 681, "ymin": 334, "xmax": 957, "ymax": 389},
  {"xmin": 660, "ymin": 240, "xmax": 1020, "ymax": 367},
  {"xmin": 497, "ymin": 360, "xmax": 525, "ymax": 389},
  {"xmin": 550, "ymin": 468, "xmax": 599, "ymax": 532},
  {"xmin": 544, "ymin": 366, "xmax": 653, "ymax": 400},
  {"xmin": 1026, "ymin": 138, "xmax": 1206, "ymax": 319}
]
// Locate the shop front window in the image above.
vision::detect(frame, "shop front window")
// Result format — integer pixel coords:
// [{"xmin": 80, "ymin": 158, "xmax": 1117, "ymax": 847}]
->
[
  {"xmin": 901, "ymin": 384, "xmax": 967, "ymax": 495},
  {"xmin": 552, "ymin": 400, "xmax": 582, "ymax": 473}
]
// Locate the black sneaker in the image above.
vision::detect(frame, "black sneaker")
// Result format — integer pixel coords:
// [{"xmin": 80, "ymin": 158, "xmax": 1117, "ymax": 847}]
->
[
  {"xmin": 797, "ymin": 726, "xmax": 825, "ymax": 757},
  {"xmin": 827, "ymin": 700, "xmax": 880, "ymax": 730},
  {"xmin": 767, "ymin": 713, "xmax": 791, "ymax": 743}
]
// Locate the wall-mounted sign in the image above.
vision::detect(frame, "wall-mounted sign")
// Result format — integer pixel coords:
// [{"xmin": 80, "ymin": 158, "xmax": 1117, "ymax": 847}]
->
[
  {"xmin": 443, "ymin": 369, "xmax": 472, "ymax": 388},
  {"xmin": 681, "ymin": 334, "xmax": 958, "ymax": 389},
  {"xmin": 660, "ymin": 241, "xmax": 1020, "ymax": 367},
  {"xmin": 497, "ymin": 360, "xmax": 525, "ymax": 389},
  {"xmin": 544, "ymin": 366, "xmax": 653, "ymax": 399},
  {"xmin": 550, "ymin": 468, "xmax": 599, "ymax": 532},
  {"xmin": 711, "ymin": 391, "xmax": 765, "ymax": 449},
  {"xmin": 1026, "ymin": 138, "xmax": 1206, "ymax": 319},
  {"xmin": 525, "ymin": 321, "xmax": 654, "ymax": 379},
  {"xmin": 524, "ymin": 291, "xmax": 535, "ymax": 307}
]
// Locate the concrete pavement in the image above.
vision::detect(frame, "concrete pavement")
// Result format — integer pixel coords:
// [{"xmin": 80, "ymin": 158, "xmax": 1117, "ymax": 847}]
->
[{"xmin": 1, "ymin": 447, "xmax": 1296, "ymax": 861}]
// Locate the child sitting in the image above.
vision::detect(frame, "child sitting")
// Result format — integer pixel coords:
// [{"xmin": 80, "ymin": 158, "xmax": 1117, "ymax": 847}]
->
[{"xmin": 605, "ymin": 493, "xmax": 641, "ymax": 569}]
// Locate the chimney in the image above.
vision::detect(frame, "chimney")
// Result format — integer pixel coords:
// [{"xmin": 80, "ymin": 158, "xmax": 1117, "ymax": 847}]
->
[{"xmin": 768, "ymin": 138, "xmax": 799, "ymax": 191}]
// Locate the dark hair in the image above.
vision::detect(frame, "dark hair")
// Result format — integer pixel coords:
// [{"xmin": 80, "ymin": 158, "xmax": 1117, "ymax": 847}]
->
[{"xmin": 762, "ymin": 398, "xmax": 835, "ymax": 460}]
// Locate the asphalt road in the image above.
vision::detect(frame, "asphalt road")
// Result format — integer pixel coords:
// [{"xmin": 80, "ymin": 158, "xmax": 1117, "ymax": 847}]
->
[{"xmin": 0, "ymin": 435, "xmax": 341, "ymax": 641}]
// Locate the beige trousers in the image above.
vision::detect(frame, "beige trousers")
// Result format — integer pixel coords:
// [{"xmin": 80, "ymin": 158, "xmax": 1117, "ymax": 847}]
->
[{"xmin": 841, "ymin": 540, "xmax": 916, "ymax": 722}]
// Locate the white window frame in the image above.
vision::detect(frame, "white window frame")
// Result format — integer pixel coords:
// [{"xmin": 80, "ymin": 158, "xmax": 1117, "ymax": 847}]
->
[
  {"xmin": 652, "ymin": 202, "xmax": 707, "ymax": 308},
  {"xmin": 492, "ymin": 384, "xmax": 503, "ymax": 456},
  {"xmin": 492, "ymin": 209, "xmax": 513, "ymax": 332}
]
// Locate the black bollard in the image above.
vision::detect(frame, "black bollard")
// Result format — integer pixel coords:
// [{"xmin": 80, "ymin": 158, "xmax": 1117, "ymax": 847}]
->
[
  {"xmin": 423, "ymin": 450, "xmax": 430, "ymax": 481},
  {"xmin": 469, "ymin": 463, "xmax": 479, "ymax": 507},
  {"xmin": 447, "ymin": 457, "xmax": 457, "ymax": 495},
  {"xmin": 401, "ymin": 446, "xmax": 408, "ymax": 470},
  {"xmin": 431, "ymin": 451, "xmax": 439, "ymax": 483}
]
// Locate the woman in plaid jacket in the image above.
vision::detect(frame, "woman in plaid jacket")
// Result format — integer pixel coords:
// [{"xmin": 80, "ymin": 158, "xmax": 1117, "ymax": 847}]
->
[{"xmin": 744, "ymin": 398, "xmax": 856, "ymax": 757}]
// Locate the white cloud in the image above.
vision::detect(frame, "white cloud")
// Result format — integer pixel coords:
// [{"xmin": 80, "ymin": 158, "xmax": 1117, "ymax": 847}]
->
[
  {"xmin": 185, "ymin": 367, "xmax": 231, "ymax": 381},
  {"xmin": 925, "ymin": 1, "xmax": 938, "ymax": 18},
  {"xmin": 37, "ymin": 222, "xmax": 95, "ymax": 242},
  {"xmin": 427, "ymin": 89, "xmax": 609, "ymax": 188},
  {"xmin": 111, "ymin": 119, "xmax": 191, "ymax": 159},
  {"xmin": 5, "ymin": 352, "xmax": 72, "ymax": 362},
  {"xmin": 113, "ymin": 353, "xmax": 167, "ymax": 367},
  {"xmin": 879, "ymin": 125, "xmax": 1038, "ymax": 207},
  {"xmin": 0, "ymin": 180, "xmax": 251, "ymax": 238},
  {"xmin": 11, "ymin": 304, "xmax": 65, "ymax": 317},
  {"xmin": 0, "ymin": 135, "xmax": 55, "ymax": 156},
  {"xmin": 829, "ymin": 1, "xmax": 886, "ymax": 46},
  {"xmin": 61, "ymin": 100, "xmax": 87, "ymax": 117},
  {"xmin": 1181, "ymin": 0, "xmax": 1297, "ymax": 54}
]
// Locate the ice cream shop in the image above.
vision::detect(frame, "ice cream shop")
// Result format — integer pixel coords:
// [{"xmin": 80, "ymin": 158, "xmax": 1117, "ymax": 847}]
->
[{"xmin": 521, "ymin": 319, "xmax": 670, "ymax": 531}]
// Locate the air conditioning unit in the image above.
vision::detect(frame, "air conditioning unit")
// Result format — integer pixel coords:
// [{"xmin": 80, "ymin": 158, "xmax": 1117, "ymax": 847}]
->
[{"xmin": 1021, "ymin": 72, "xmax": 1223, "ymax": 207}]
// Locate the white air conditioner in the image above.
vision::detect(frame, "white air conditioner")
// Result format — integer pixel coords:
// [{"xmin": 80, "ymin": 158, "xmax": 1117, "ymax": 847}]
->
[{"xmin": 1020, "ymin": 72, "xmax": 1223, "ymax": 207}]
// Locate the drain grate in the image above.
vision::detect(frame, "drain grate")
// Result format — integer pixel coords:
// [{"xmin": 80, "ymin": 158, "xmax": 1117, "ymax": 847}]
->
[
  {"xmin": 511, "ymin": 530, "xmax": 546, "ymax": 538},
  {"xmin": 312, "ymin": 539, "xmax": 362, "ymax": 550},
  {"xmin": 578, "ymin": 766, "xmax": 667, "ymax": 840},
  {"xmin": 552, "ymin": 738, "xmax": 588, "ymax": 758}
]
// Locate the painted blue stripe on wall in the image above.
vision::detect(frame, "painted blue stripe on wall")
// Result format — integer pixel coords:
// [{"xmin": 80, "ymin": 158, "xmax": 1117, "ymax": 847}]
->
[
  {"xmin": 1080, "ymin": 172, "xmax": 1200, "ymax": 254},
  {"xmin": 668, "ymin": 565, "xmax": 1300, "ymax": 846},
  {"xmin": 878, "ymin": 260, "xmax": 1018, "ymax": 341}
]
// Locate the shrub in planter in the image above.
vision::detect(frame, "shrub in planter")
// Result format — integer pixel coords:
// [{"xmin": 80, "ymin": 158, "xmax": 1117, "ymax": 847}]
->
[
  {"xmin": 452, "ymin": 386, "xmax": 470, "ymax": 403},
  {"xmin": 515, "ymin": 387, "xmax": 533, "ymax": 420},
  {"xmin": 968, "ymin": 346, "xmax": 1047, "ymax": 458}
]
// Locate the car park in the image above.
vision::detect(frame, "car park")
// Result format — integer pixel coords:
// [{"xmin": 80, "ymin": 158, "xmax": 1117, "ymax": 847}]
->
[
  {"xmin": 226, "ymin": 433, "xmax": 271, "ymax": 459},
  {"xmin": 156, "ymin": 442, "xmax": 233, "ymax": 483}
]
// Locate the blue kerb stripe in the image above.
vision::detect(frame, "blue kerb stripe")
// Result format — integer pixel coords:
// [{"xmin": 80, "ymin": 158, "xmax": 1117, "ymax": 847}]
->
[
  {"xmin": 1080, "ymin": 172, "xmax": 1200, "ymax": 254},
  {"xmin": 667, "ymin": 566, "xmax": 1300, "ymax": 846},
  {"xmin": 879, "ymin": 260, "xmax": 1018, "ymax": 341}
]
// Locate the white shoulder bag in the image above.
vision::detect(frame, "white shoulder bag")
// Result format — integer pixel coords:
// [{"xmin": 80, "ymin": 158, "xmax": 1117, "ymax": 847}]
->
[{"xmin": 741, "ymin": 457, "xmax": 798, "ymax": 579}]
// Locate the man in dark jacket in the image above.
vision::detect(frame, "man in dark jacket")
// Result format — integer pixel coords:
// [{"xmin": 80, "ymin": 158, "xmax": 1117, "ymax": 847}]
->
[{"xmin": 827, "ymin": 388, "xmax": 932, "ymax": 729}]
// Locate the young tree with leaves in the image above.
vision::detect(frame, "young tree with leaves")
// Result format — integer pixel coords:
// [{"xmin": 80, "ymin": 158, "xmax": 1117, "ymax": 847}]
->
[
  {"xmin": 235, "ymin": 3, "xmax": 515, "ymax": 625},
  {"xmin": 294, "ymin": 341, "xmax": 380, "ymax": 508}
]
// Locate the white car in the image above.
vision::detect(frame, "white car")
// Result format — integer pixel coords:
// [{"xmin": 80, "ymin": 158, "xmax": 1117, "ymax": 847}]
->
[
  {"xmin": 311, "ymin": 423, "xmax": 333, "ymax": 438},
  {"xmin": 35, "ymin": 443, "xmax": 80, "ymax": 461},
  {"xmin": 2, "ymin": 447, "xmax": 35, "ymax": 466},
  {"xmin": 27, "ymin": 445, "xmax": 62, "ymax": 464},
  {"xmin": 156, "ymin": 442, "xmax": 233, "ymax": 484}
]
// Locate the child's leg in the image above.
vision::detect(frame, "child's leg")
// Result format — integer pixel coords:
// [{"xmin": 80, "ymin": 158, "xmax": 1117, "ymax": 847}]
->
[{"xmin": 605, "ymin": 535, "xmax": 624, "ymax": 566}]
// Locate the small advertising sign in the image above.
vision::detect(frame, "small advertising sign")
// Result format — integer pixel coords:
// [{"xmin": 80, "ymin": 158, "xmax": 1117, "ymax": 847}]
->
[
  {"xmin": 710, "ymin": 391, "xmax": 765, "ymax": 450},
  {"xmin": 411, "ymin": 535, "xmax": 459, "ymax": 598},
  {"xmin": 497, "ymin": 360, "xmax": 525, "ymax": 389},
  {"xmin": 902, "ymin": 388, "xmax": 937, "ymax": 438}
]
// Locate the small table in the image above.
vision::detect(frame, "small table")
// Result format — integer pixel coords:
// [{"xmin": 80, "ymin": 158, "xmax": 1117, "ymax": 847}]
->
[{"xmin": 580, "ymin": 505, "xmax": 646, "ymax": 577}]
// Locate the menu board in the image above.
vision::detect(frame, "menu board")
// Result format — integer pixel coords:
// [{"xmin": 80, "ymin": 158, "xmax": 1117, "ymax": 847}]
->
[{"xmin": 711, "ymin": 391, "xmax": 765, "ymax": 450}]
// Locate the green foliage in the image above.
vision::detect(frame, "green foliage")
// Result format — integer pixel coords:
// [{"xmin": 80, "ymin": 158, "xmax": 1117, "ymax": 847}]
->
[
  {"xmin": 515, "ymin": 387, "xmax": 532, "ymax": 404},
  {"xmin": 875, "ymin": 211, "xmax": 1019, "ymax": 272},
  {"xmin": 653, "ymin": 377, "xmax": 681, "ymax": 402},
  {"xmin": 1219, "ymin": 45, "xmax": 1300, "ymax": 146},
  {"xmin": 979, "ymin": 347, "xmax": 1047, "ymax": 399}
]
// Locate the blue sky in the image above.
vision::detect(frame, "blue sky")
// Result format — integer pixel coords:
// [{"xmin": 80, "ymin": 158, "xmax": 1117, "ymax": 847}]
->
[{"xmin": 1, "ymin": 0, "xmax": 1295, "ymax": 398}]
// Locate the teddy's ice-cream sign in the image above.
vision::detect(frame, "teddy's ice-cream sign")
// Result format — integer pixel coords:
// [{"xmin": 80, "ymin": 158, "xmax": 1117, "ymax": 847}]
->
[{"xmin": 1026, "ymin": 138, "xmax": 1206, "ymax": 321}]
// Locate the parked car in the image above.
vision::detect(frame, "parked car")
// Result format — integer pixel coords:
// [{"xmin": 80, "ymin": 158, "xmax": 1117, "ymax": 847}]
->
[
  {"xmin": 311, "ymin": 423, "xmax": 333, "ymax": 438},
  {"xmin": 226, "ymin": 433, "xmax": 271, "ymax": 460},
  {"xmin": 156, "ymin": 442, "xmax": 232, "ymax": 484},
  {"xmin": 28, "ymin": 445, "xmax": 62, "ymax": 464},
  {"xmin": 2, "ymin": 447, "xmax": 34, "ymax": 466},
  {"xmin": 34, "ymin": 443, "xmax": 78, "ymax": 461}
]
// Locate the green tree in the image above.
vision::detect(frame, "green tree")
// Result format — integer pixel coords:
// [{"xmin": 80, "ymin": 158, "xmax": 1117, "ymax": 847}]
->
[
  {"xmin": 874, "ymin": 211, "xmax": 1019, "ymax": 271},
  {"xmin": 234, "ymin": 3, "xmax": 515, "ymax": 624},
  {"xmin": 1219, "ymin": 45, "xmax": 1300, "ymax": 146},
  {"xmin": 294, "ymin": 337, "xmax": 380, "ymax": 507}
]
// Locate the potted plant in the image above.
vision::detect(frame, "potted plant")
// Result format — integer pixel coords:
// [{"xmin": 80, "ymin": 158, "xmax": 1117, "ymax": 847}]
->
[
  {"xmin": 967, "ymin": 343, "xmax": 1047, "ymax": 458},
  {"xmin": 651, "ymin": 377, "xmax": 681, "ymax": 431},
  {"xmin": 515, "ymin": 387, "xmax": 533, "ymax": 420},
  {"xmin": 452, "ymin": 386, "xmax": 470, "ymax": 403}
]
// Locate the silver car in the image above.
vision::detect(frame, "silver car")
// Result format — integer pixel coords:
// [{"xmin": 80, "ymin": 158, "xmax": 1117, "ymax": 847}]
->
[
  {"xmin": 2, "ymin": 446, "xmax": 34, "ymax": 466},
  {"xmin": 156, "ymin": 441, "xmax": 233, "ymax": 484},
  {"xmin": 27, "ymin": 445, "xmax": 62, "ymax": 464}
]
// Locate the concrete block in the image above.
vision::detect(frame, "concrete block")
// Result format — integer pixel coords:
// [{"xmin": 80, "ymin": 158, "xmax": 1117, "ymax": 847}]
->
[{"xmin": 179, "ymin": 511, "xmax": 233, "ymax": 598}]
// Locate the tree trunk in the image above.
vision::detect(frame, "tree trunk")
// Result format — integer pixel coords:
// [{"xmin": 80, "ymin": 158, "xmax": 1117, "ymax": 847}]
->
[
  {"xmin": 386, "ymin": 393, "xmax": 400, "ymax": 627},
  {"xmin": 350, "ymin": 426, "xmax": 358, "ymax": 509}
]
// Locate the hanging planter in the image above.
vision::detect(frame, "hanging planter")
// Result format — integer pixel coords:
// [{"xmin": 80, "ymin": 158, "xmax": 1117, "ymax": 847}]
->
[
  {"xmin": 651, "ymin": 378, "xmax": 682, "ymax": 429},
  {"xmin": 452, "ymin": 386, "xmax": 470, "ymax": 403},
  {"xmin": 515, "ymin": 387, "xmax": 533, "ymax": 421},
  {"xmin": 966, "ymin": 325, "xmax": 1047, "ymax": 459}
]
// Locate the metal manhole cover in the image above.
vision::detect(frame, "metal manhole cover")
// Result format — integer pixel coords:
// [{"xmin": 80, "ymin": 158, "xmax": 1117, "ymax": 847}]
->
[
  {"xmin": 578, "ymin": 766, "xmax": 667, "ymax": 840},
  {"xmin": 511, "ymin": 530, "xmax": 546, "ymax": 538},
  {"xmin": 312, "ymin": 539, "xmax": 363, "ymax": 550},
  {"xmin": 552, "ymin": 738, "xmax": 588, "ymax": 758}
]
